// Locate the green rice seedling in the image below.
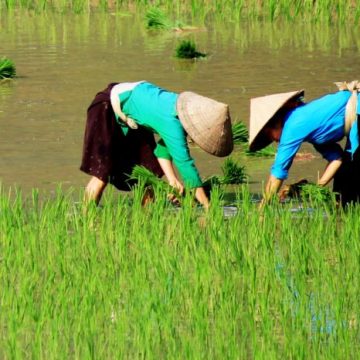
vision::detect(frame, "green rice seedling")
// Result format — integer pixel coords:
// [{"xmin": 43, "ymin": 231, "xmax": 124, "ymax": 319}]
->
[
  {"xmin": 175, "ymin": 40, "xmax": 206, "ymax": 59},
  {"xmin": 129, "ymin": 165, "xmax": 186, "ymax": 205},
  {"xmin": 300, "ymin": 183, "xmax": 335, "ymax": 203},
  {"xmin": 221, "ymin": 157, "xmax": 247, "ymax": 184},
  {"xmin": 232, "ymin": 120, "xmax": 249, "ymax": 144},
  {"xmin": 145, "ymin": 7, "xmax": 172, "ymax": 30},
  {"xmin": 203, "ymin": 158, "xmax": 247, "ymax": 196},
  {"xmin": 0, "ymin": 57, "xmax": 16, "ymax": 79},
  {"xmin": 129, "ymin": 165, "xmax": 168, "ymax": 190},
  {"xmin": 245, "ymin": 144, "xmax": 277, "ymax": 157}
]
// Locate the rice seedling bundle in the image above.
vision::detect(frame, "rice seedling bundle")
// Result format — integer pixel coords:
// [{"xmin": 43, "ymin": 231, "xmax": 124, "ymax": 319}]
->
[
  {"xmin": 232, "ymin": 120, "xmax": 249, "ymax": 144},
  {"xmin": 0, "ymin": 57, "xmax": 16, "ymax": 79},
  {"xmin": 145, "ymin": 7, "xmax": 171, "ymax": 30},
  {"xmin": 245, "ymin": 144, "xmax": 277, "ymax": 157},
  {"xmin": 175, "ymin": 40, "xmax": 206, "ymax": 59}
]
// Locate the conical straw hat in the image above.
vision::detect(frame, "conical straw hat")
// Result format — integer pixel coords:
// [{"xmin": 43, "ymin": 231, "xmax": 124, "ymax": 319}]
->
[
  {"xmin": 249, "ymin": 90, "xmax": 304, "ymax": 152},
  {"xmin": 177, "ymin": 91, "xmax": 233, "ymax": 157}
]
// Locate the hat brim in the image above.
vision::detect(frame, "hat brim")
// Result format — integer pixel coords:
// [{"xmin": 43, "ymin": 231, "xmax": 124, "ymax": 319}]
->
[{"xmin": 249, "ymin": 131, "xmax": 273, "ymax": 152}]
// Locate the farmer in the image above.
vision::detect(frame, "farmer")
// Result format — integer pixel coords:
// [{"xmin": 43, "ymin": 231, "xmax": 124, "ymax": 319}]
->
[
  {"xmin": 248, "ymin": 81, "xmax": 360, "ymax": 205},
  {"xmin": 80, "ymin": 81, "xmax": 233, "ymax": 208}
]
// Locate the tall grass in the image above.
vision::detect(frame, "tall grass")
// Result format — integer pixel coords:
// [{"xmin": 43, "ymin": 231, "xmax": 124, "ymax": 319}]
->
[
  {"xmin": 1, "ymin": 0, "xmax": 359, "ymax": 23},
  {"xmin": 0, "ymin": 185, "xmax": 360, "ymax": 357}
]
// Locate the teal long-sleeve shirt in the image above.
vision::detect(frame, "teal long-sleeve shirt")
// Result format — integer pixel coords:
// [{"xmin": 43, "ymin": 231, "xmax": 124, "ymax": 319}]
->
[{"xmin": 117, "ymin": 82, "xmax": 203, "ymax": 188}]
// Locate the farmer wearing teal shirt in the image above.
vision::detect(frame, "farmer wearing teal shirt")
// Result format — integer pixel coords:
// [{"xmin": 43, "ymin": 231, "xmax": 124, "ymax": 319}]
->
[
  {"xmin": 248, "ymin": 81, "xmax": 360, "ymax": 205},
  {"xmin": 80, "ymin": 81, "xmax": 233, "ymax": 208}
]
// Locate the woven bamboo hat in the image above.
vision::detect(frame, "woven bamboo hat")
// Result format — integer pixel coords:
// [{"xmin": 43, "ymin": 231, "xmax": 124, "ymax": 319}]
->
[
  {"xmin": 249, "ymin": 90, "xmax": 304, "ymax": 152},
  {"xmin": 177, "ymin": 92, "xmax": 233, "ymax": 157}
]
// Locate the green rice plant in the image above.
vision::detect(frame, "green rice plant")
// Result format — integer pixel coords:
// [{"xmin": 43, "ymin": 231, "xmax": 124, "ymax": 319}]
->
[
  {"xmin": 1, "ymin": 184, "xmax": 360, "ymax": 358},
  {"xmin": 245, "ymin": 144, "xmax": 277, "ymax": 157},
  {"xmin": 0, "ymin": 57, "xmax": 16, "ymax": 79},
  {"xmin": 129, "ymin": 165, "xmax": 168, "ymax": 190},
  {"xmin": 300, "ymin": 183, "xmax": 335, "ymax": 203},
  {"xmin": 232, "ymin": 120, "xmax": 249, "ymax": 144},
  {"xmin": 203, "ymin": 157, "xmax": 247, "ymax": 196},
  {"xmin": 1, "ymin": 0, "xmax": 360, "ymax": 23},
  {"xmin": 175, "ymin": 40, "xmax": 206, "ymax": 59},
  {"xmin": 221, "ymin": 157, "xmax": 247, "ymax": 184},
  {"xmin": 145, "ymin": 7, "xmax": 172, "ymax": 29}
]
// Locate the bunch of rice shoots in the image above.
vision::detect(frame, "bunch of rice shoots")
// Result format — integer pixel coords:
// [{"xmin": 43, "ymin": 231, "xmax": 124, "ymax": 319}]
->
[
  {"xmin": 232, "ymin": 120, "xmax": 249, "ymax": 143},
  {"xmin": 221, "ymin": 157, "xmax": 247, "ymax": 184},
  {"xmin": 146, "ymin": 8, "xmax": 172, "ymax": 30},
  {"xmin": 129, "ymin": 165, "xmax": 168, "ymax": 190},
  {"xmin": 0, "ymin": 57, "xmax": 16, "ymax": 79},
  {"xmin": 203, "ymin": 157, "xmax": 247, "ymax": 191},
  {"xmin": 300, "ymin": 183, "xmax": 334, "ymax": 203},
  {"xmin": 246, "ymin": 144, "xmax": 277, "ymax": 157},
  {"xmin": 175, "ymin": 40, "xmax": 206, "ymax": 59}
]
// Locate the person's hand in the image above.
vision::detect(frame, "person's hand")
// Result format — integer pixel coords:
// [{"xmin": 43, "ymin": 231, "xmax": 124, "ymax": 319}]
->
[
  {"xmin": 279, "ymin": 179, "xmax": 309, "ymax": 201},
  {"xmin": 168, "ymin": 178, "xmax": 184, "ymax": 195},
  {"xmin": 125, "ymin": 116, "xmax": 138, "ymax": 129},
  {"xmin": 167, "ymin": 178, "xmax": 184, "ymax": 205}
]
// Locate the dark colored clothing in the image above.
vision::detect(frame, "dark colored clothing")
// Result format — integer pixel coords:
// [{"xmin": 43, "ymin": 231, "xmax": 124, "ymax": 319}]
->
[
  {"xmin": 333, "ymin": 115, "xmax": 360, "ymax": 206},
  {"xmin": 80, "ymin": 83, "xmax": 163, "ymax": 191}
]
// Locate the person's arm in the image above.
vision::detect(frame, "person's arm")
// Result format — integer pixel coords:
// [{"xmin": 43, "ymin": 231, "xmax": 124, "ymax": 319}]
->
[
  {"xmin": 110, "ymin": 87, "xmax": 138, "ymax": 129},
  {"xmin": 157, "ymin": 158, "xmax": 184, "ymax": 194},
  {"xmin": 157, "ymin": 157, "xmax": 209, "ymax": 208},
  {"xmin": 195, "ymin": 187, "xmax": 210, "ymax": 209},
  {"xmin": 317, "ymin": 159, "xmax": 343, "ymax": 186},
  {"xmin": 110, "ymin": 88, "xmax": 127, "ymax": 122}
]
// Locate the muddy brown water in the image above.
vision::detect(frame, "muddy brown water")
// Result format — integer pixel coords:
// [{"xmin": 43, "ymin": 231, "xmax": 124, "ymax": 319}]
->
[{"xmin": 1, "ymin": 12, "xmax": 360, "ymax": 197}]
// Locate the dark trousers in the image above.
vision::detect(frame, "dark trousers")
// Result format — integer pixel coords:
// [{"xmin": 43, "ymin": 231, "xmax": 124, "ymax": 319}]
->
[{"xmin": 333, "ymin": 116, "xmax": 360, "ymax": 206}]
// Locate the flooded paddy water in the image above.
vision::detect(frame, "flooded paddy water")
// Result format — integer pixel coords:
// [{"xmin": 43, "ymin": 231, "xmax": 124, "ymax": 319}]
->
[{"xmin": 1, "ymin": 11, "xmax": 360, "ymax": 196}]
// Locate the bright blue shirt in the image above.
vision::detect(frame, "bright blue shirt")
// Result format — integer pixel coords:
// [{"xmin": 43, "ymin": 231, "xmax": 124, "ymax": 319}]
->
[
  {"xmin": 271, "ymin": 91, "xmax": 360, "ymax": 180},
  {"xmin": 119, "ymin": 82, "xmax": 203, "ymax": 188}
]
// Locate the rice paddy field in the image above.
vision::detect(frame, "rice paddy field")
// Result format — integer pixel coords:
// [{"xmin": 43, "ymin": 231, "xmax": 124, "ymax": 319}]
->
[
  {"xmin": 2, "ymin": 1, "xmax": 360, "ymax": 358},
  {"xmin": 1, "ymin": 0, "xmax": 360, "ymax": 24},
  {"xmin": 1, "ymin": 185, "xmax": 360, "ymax": 358}
]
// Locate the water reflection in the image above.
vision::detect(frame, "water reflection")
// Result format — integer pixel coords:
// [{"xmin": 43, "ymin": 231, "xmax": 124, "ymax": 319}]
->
[{"xmin": 1, "ymin": 11, "xmax": 360, "ymax": 193}]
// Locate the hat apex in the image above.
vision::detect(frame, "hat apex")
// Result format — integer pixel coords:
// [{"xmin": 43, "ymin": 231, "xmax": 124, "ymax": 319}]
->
[{"xmin": 177, "ymin": 92, "xmax": 233, "ymax": 157}]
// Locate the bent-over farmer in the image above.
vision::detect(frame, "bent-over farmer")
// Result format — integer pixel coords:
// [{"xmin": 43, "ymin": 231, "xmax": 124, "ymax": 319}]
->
[
  {"xmin": 248, "ymin": 80, "xmax": 360, "ymax": 205},
  {"xmin": 80, "ymin": 81, "xmax": 233, "ymax": 208}
]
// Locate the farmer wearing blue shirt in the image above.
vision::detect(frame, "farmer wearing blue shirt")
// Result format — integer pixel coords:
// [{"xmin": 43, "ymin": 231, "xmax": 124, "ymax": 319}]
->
[
  {"xmin": 248, "ymin": 81, "xmax": 360, "ymax": 205},
  {"xmin": 80, "ymin": 81, "xmax": 233, "ymax": 208}
]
